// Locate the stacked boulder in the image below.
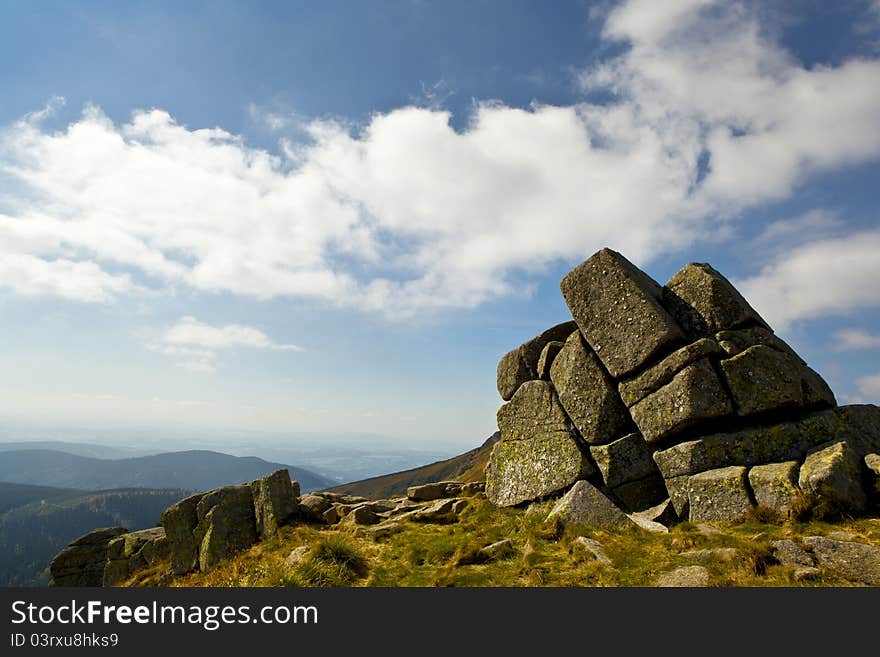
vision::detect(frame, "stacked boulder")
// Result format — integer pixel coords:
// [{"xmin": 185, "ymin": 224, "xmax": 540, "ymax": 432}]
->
[{"xmin": 487, "ymin": 248, "xmax": 880, "ymax": 525}]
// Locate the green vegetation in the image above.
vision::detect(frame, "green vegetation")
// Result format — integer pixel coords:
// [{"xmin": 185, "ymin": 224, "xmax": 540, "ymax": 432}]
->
[{"xmin": 144, "ymin": 495, "xmax": 880, "ymax": 588}]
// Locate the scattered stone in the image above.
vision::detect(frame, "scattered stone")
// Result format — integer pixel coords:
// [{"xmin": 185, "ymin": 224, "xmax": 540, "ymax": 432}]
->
[
  {"xmin": 695, "ymin": 524, "xmax": 723, "ymax": 537},
  {"xmin": 770, "ymin": 540, "xmax": 815, "ymax": 567},
  {"xmin": 630, "ymin": 359, "xmax": 733, "ymax": 444},
  {"xmin": 50, "ymin": 527, "xmax": 128, "ymax": 587},
  {"xmin": 406, "ymin": 482, "xmax": 452, "ymax": 501},
  {"xmin": 487, "ymin": 380, "xmax": 595, "ymax": 507},
  {"xmin": 286, "ymin": 546, "xmax": 310, "ymax": 565},
  {"xmin": 720, "ymin": 345, "xmax": 807, "ymax": 416},
  {"xmin": 627, "ymin": 515, "xmax": 669, "ymax": 533},
  {"xmin": 688, "ymin": 466, "xmax": 753, "ymax": 522},
  {"xmin": 663, "ymin": 262, "xmax": 769, "ymax": 337},
  {"xmin": 478, "ymin": 539, "xmax": 515, "ymax": 562},
  {"xmin": 317, "ymin": 493, "xmax": 369, "ymax": 504},
  {"xmin": 550, "ymin": 330, "xmax": 630, "ymax": 444},
  {"xmin": 299, "ymin": 494, "xmax": 333, "ymax": 521},
  {"xmin": 364, "ymin": 521, "xmax": 404, "ymax": 539},
  {"xmin": 802, "ymin": 536, "xmax": 880, "ymax": 585},
  {"xmin": 408, "ymin": 498, "xmax": 466, "ymax": 523},
  {"xmin": 560, "ymin": 248, "xmax": 685, "ymax": 378},
  {"xmin": 547, "ymin": 481, "xmax": 635, "ymax": 528},
  {"xmin": 460, "ymin": 482, "xmax": 486, "ymax": 496},
  {"xmin": 496, "ymin": 321, "xmax": 578, "ymax": 400},
  {"xmin": 618, "ymin": 338, "xmax": 724, "ymax": 407},
  {"xmin": 103, "ymin": 527, "xmax": 168, "ymax": 586},
  {"xmin": 537, "ymin": 340, "xmax": 564, "ymax": 380},
  {"xmin": 322, "ymin": 507, "xmax": 339, "ymax": 525},
  {"xmin": 629, "ymin": 498, "xmax": 677, "ymax": 528},
  {"xmin": 799, "ymin": 440, "xmax": 867, "ymax": 518},
  {"xmin": 748, "ymin": 461, "xmax": 801, "ymax": 519},
  {"xmin": 680, "ymin": 547, "xmax": 738, "ymax": 563},
  {"xmin": 250, "ymin": 469, "xmax": 299, "ymax": 540},
  {"xmin": 865, "ymin": 453, "xmax": 880, "ymax": 476},
  {"xmin": 655, "ymin": 565, "xmax": 710, "ymax": 587},
  {"xmin": 573, "ymin": 536, "xmax": 614, "ymax": 566},
  {"xmin": 161, "ymin": 492, "xmax": 205, "ymax": 575},
  {"xmin": 344, "ymin": 504, "xmax": 379, "ymax": 526},
  {"xmin": 793, "ymin": 566, "xmax": 821, "ymax": 582}
]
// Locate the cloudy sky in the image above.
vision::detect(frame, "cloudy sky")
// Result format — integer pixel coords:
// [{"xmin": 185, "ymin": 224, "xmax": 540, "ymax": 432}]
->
[{"xmin": 1, "ymin": 0, "xmax": 879, "ymax": 451}]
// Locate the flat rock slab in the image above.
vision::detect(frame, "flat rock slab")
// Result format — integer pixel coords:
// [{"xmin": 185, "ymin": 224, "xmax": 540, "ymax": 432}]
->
[
  {"xmin": 630, "ymin": 359, "xmax": 733, "ymax": 444},
  {"xmin": 655, "ymin": 565, "xmax": 710, "ymax": 587},
  {"xmin": 618, "ymin": 338, "xmax": 723, "ymax": 407},
  {"xmin": 803, "ymin": 536, "xmax": 880, "ymax": 585},
  {"xmin": 496, "ymin": 321, "xmax": 578, "ymax": 400},
  {"xmin": 748, "ymin": 461, "xmax": 801, "ymax": 519},
  {"xmin": 573, "ymin": 536, "xmax": 614, "ymax": 566},
  {"xmin": 547, "ymin": 480, "xmax": 634, "ymax": 528},
  {"xmin": 560, "ymin": 248, "xmax": 684, "ymax": 379},
  {"xmin": 652, "ymin": 407, "xmax": 868, "ymax": 480},
  {"xmin": 688, "ymin": 466, "xmax": 754, "ymax": 522},
  {"xmin": 799, "ymin": 440, "xmax": 867, "ymax": 517},
  {"xmin": 663, "ymin": 262, "xmax": 769, "ymax": 337},
  {"xmin": 550, "ymin": 330, "xmax": 630, "ymax": 444},
  {"xmin": 487, "ymin": 380, "xmax": 595, "ymax": 507}
]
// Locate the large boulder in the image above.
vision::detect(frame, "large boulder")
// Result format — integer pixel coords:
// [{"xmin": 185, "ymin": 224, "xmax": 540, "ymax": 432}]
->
[
  {"xmin": 663, "ymin": 262, "xmax": 769, "ymax": 337},
  {"xmin": 687, "ymin": 466, "xmax": 754, "ymax": 522},
  {"xmin": 50, "ymin": 527, "xmax": 127, "ymax": 587},
  {"xmin": 103, "ymin": 527, "xmax": 168, "ymax": 587},
  {"xmin": 160, "ymin": 492, "xmax": 205, "ymax": 575},
  {"xmin": 630, "ymin": 359, "xmax": 733, "ymax": 444},
  {"xmin": 194, "ymin": 485, "xmax": 258, "ymax": 571},
  {"xmin": 299, "ymin": 493, "xmax": 333, "ymax": 521},
  {"xmin": 250, "ymin": 469, "xmax": 299, "ymax": 540},
  {"xmin": 560, "ymin": 248, "xmax": 684, "ymax": 378},
  {"xmin": 496, "ymin": 321, "xmax": 578, "ymax": 400},
  {"xmin": 550, "ymin": 330, "xmax": 630, "ymax": 445},
  {"xmin": 748, "ymin": 461, "xmax": 801, "ymax": 519},
  {"xmin": 720, "ymin": 345, "xmax": 810, "ymax": 416},
  {"xmin": 547, "ymin": 480, "xmax": 634, "ymax": 528},
  {"xmin": 798, "ymin": 440, "xmax": 867, "ymax": 518},
  {"xmin": 590, "ymin": 433, "xmax": 658, "ymax": 488},
  {"xmin": 487, "ymin": 380, "xmax": 595, "ymax": 507}
]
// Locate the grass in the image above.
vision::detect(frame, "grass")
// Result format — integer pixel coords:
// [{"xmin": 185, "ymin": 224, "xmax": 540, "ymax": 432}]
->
[{"xmin": 135, "ymin": 495, "xmax": 880, "ymax": 588}]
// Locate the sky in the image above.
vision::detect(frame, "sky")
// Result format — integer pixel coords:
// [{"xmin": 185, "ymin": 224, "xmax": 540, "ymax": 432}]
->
[{"xmin": 0, "ymin": 0, "xmax": 879, "ymax": 453}]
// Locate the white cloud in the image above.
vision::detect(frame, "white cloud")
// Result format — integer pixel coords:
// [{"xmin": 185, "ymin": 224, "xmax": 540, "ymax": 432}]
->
[
  {"xmin": 753, "ymin": 209, "xmax": 845, "ymax": 249},
  {"xmin": 146, "ymin": 343, "xmax": 218, "ymax": 373},
  {"xmin": 834, "ymin": 329, "xmax": 880, "ymax": 351},
  {"xmin": 854, "ymin": 373, "xmax": 880, "ymax": 401},
  {"xmin": 163, "ymin": 316, "xmax": 303, "ymax": 351},
  {"xmin": 736, "ymin": 230, "xmax": 880, "ymax": 330},
  {"xmin": 1, "ymin": 1, "xmax": 879, "ymax": 317}
]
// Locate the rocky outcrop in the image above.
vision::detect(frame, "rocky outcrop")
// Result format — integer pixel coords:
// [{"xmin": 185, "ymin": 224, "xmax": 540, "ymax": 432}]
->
[
  {"xmin": 103, "ymin": 527, "xmax": 168, "ymax": 586},
  {"xmin": 486, "ymin": 248, "xmax": 876, "ymax": 527},
  {"xmin": 496, "ymin": 321, "xmax": 578, "ymax": 400},
  {"xmin": 251, "ymin": 468, "xmax": 299, "ymax": 539},
  {"xmin": 50, "ymin": 527, "xmax": 127, "ymax": 587}
]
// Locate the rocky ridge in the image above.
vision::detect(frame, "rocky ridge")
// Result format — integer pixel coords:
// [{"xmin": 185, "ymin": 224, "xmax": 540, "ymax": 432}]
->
[{"xmin": 487, "ymin": 248, "xmax": 880, "ymax": 527}]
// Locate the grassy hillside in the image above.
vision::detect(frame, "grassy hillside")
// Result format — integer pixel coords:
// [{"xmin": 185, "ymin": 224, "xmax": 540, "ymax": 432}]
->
[
  {"xmin": 0, "ymin": 449, "xmax": 332, "ymax": 492},
  {"xmin": 0, "ymin": 485, "xmax": 190, "ymax": 586},
  {"xmin": 325, "ymin": 432, "xmax": 499, "ymax": 498},
  {"xmin": 131, "ymin": 494, "xmax": 880, "ymax": 588}
]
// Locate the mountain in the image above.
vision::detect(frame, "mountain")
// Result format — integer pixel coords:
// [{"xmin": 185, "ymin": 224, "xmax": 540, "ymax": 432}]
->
[
  {"xmin": 324, "ymin": 431, "xmax": 500, "ymax": 499},
  {"xmin": 0, "ymin": 449, "xmax": 332, "ymax": 493},
  {"xmin": 0, "ymin": 440, "xmax": 154, "ymax": 459},
  {"xmin": 0, "ymin": 482, "xmax": 190, "ymax": 586}
]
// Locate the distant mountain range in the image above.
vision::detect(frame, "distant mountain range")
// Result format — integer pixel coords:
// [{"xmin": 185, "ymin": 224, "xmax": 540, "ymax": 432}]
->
[
  {"xmin": 0, "ymin": 449, "xmax": 332, "ymax": 492},
  {"xmin": 325, "ymin": 431, "xmax": 499, "ymax": 499},
  {"xmin": 0, "ymin": 482, "xmax": 190, "ymax": 586},
  {"xmin": 0, "ymin": 440, "xmax": 154, "ymax": 460}
]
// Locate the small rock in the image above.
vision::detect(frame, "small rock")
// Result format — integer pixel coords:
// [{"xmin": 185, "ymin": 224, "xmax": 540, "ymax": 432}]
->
[
  {"xmin": 299, "ymin": 494, "xmax": 332, "ymax": 520},
  {"xmin": 793, "ymin": 566, "xmax": 821, "ymax": 582},
  {"xmin": 770, "ymin": 539, "xmax": 815, "ymax": 567},
  {"xmin": 573, "ymin": 536, "xmax": 614, "ymax": 567},
  {"xmin": 547, "ymin": 481, "xmax": 635, "ymax": 529},
  {"xmin": 864, "ymin": 453, "xmax": 880, "ymax": 477},
  {"xmin": 286, "ymin": 546, "xmax": 310, "ymax": 565},
  {"xmin": 695, "ymin": 524, "xmax": 723, "ymax": 536},
  {"xmin": 679, "ymin": 548, "xmax": 738, "ymax": 563},
  {"xmin": 344, "ymin": 504, "xmax": 379, "ymax": 526},
  {"xmin": 364, "ymin": 521, "xmax": 403, "ymax": 539},
  {"xmin": 655, "ymin": 565, "xmax": 710, "ymax": 587},
  {"xmin": 802, "ymin": 536, "xmax": 880, "ymax": 585},
  {"xmin": 478, "ymin": 539, "xmax": 515, "ymax": 562},
  {"xmin": 322, "ymin": 507, "xmax": 339, "ymax": 525}
]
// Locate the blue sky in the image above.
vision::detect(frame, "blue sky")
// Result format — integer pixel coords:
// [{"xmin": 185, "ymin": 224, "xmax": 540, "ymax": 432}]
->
[{"xmin": 1, "ymin": 0, "xmax": 879, "ymax": 453}]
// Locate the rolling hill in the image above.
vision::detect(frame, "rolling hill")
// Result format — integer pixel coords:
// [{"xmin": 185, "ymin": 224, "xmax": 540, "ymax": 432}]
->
[
  {"xmin": 0, "ymin": 482, "xmax": 191, "ymax": 586},
  {"xmin": 0, "ymin": 449, "xmax": 332, "ymax": 492},
  {"xmin": 325, "ymin": 432, "xmax": 499, "ymax": 498}
]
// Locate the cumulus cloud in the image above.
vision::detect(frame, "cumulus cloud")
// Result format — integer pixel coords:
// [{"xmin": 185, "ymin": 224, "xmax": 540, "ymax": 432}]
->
[
  {"xmin": 854, "ymin": 373, "xmax": 880, "ymax": 401},
  {"xmin": 147, "ymin": 316, "xmax": 302, "ymax": 372},
  {"xmin": 834, "ymin": 329, "xmax": 880, "ymax": 351},
  {"xmin": 1, "ymin": 0, "xmax": 879, "ymax": 317},
  {"xmin": 736, "ymin": 230, "xmax": 880, "ymax": 330}
]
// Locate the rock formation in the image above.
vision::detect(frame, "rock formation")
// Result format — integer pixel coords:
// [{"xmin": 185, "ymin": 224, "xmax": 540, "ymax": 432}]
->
[{"xmin": 487, "ymin": 248, "xmax": 880, "ymax": 526}]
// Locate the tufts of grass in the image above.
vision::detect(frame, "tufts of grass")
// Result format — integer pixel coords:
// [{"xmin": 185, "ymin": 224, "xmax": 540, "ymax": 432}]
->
[{"xmin": 283, "ymin": 534, "xmax": 369, "ymax": 587}]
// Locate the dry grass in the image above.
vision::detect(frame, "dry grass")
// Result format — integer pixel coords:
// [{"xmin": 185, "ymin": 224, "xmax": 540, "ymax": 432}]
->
[{"xmin": 134, "ymin": 496, "xmax": 880, "ymax": 588}]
